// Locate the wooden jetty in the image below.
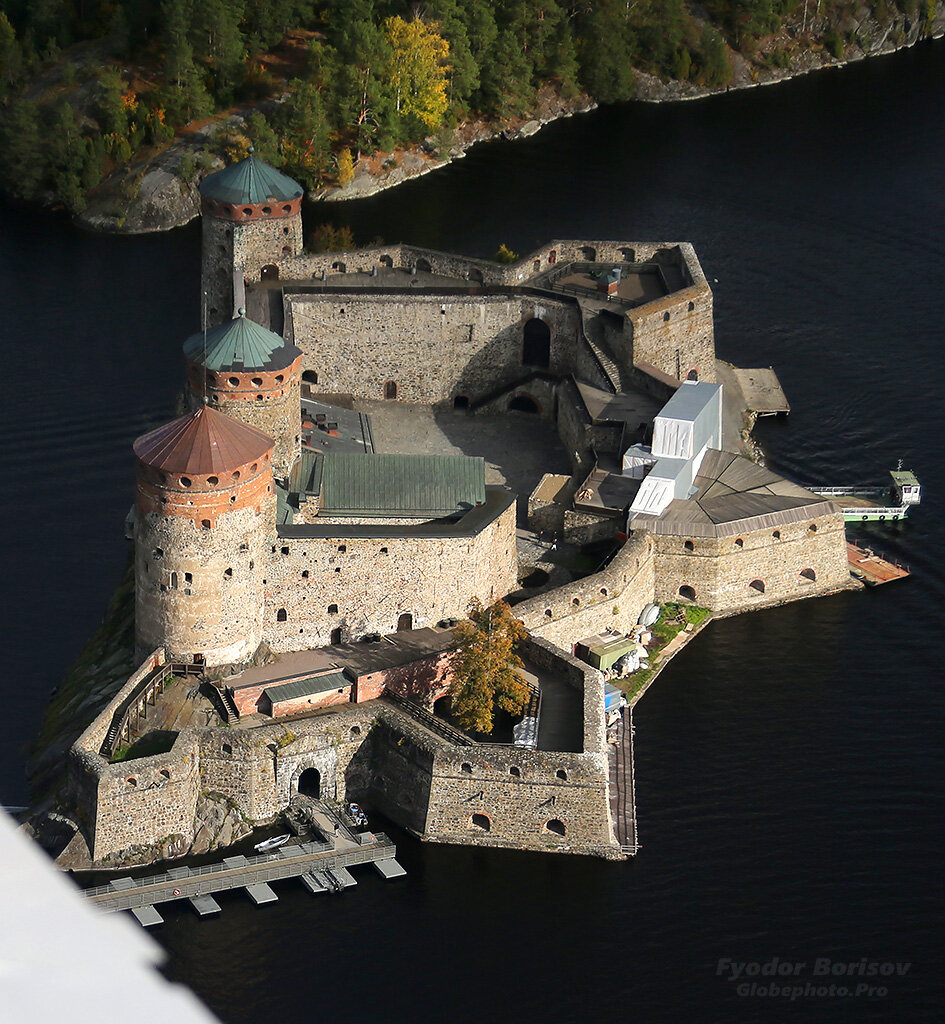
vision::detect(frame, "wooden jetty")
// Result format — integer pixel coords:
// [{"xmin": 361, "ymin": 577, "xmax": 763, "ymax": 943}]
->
[
  {"xmin": 847, "ymin": 541, "xmax": 910, "ymax": 586},
  {"xmin": 607, "ymin": 707, "xmax": 639, "ymax": 856},
  {"xmin": 82, "ymin": 833, "xmax": 404, "ymax": 921}
]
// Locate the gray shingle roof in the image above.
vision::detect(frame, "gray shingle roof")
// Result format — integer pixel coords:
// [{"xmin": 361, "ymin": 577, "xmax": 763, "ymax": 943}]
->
[{"xmin": 630, "ymin": 449, "xmax": 839, "ymax": 537}]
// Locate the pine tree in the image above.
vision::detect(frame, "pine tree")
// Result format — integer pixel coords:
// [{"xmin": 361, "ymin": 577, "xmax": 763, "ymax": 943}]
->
[{"xmin": 448, "ymin": 599, "xmax": 529, "ymax": 735}]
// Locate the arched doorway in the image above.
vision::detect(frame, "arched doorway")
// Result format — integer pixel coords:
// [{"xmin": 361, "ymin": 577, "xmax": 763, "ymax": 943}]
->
[
  {"xmin": 384, "ymin": 380, "xmax": 398, "ymax": 400},
  {"xmin": 580, "ymin": 246, "xmax": 597, "ymax": 262},
  {"xmin": 522, "ymin": 318, "xmax": 551, "ymax": 367},
  {"xmin": 453, "ymin": 395, "xmax": 469, "ymax": 409},
  {"xmin": 686, "ymin": 369, "xmax": 699, "ymax": 380},
  {"xmin": 679, "ymin": 585, "xmax": 696, "ymax": 601},
  {"xmin": 330, "ymin": 627, "xmax": 342, "ymax": 644},
  {"xmin": 415, "ymin": 257, "xmax": 432, "ymax": 273},
  {"xmin": 397, "ymin": 612, "xmax": 413, "ymax": 631},
  {"xmin": 509, "ymin": 394, "xmax": 540, "ymax": 414},
  {"xmin": 303, "ymin": 370, "xmax": 318, "ymax": 385},
  {"xmin": 298, "ymin": 767, "xmax": 320, "ymax": 798},
  {"xmin": 331, "ymin": 261, "xmax": 346, "ymax": 273},
  {"xmin": 261, "ymin": 264, "xmax": 279, "ymax": 281},
  {"xmin": 467, "ymin": 267, "xmax": 484, "ymax": 283}
]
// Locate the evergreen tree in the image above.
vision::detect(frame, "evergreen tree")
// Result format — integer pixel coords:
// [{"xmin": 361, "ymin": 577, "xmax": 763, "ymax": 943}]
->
[
  {"xmin": 0, "ymin": 98, "xmax": 44, "ymax": 199},
  {"xmin": 161, "ymin": 0, "xmax": 213, "ymax": 125}
]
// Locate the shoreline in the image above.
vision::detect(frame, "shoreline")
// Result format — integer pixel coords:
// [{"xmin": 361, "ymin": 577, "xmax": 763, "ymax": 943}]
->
[{"xmin": 68, "ymin": 15, "xmax": 945, "ymax": 233}]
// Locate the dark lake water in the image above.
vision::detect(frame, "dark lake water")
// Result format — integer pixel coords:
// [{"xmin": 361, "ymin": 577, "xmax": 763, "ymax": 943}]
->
[{"xmin": 2, "ymin": 37, "xmax": 944, "ymax": 1023}]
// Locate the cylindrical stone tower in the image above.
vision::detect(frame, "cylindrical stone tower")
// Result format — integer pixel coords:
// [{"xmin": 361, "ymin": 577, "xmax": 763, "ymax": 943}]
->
[
  {"xmin": 183, "ymin": 310, "xmax": 302, "ymax": 481},
  {"xmin": 199, "ymin": 152, "xmax": 304, "ymax": 326},
  {"xmin": 133, "ymin": 405, "xmax": 276, "ymax": 668}
]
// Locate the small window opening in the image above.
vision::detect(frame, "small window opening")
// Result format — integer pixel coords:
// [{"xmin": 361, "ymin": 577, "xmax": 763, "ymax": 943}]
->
[
  {"xmin": 471, "ymin": 813, "xmax": 490, "ymax": 831},
  {"xmin": 461, "ymin": 763, "xmax": 473, "ymax": 774},
  {"xmin": 509, "ymin": 766, "xmax": 521, "ymax": 778},
  {"xmin": 328, "ymin": 603, "xmax": 338, "ymax": 614},
  {"xmin": 545, "ymin": 818, "xmax": 566, "ymax": 836},
  {"xmin": 277, "ymin": 608, "xmax": 287, "ymax": 621},
  {"xmin": 556, "ymin": 769, "xmax": 568, "ymax": 781}
]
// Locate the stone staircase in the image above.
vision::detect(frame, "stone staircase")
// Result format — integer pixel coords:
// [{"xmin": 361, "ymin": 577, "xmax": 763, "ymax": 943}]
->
[{"xmin": 581, "ymin": 311, "xmax": 635, "ymax": 395}]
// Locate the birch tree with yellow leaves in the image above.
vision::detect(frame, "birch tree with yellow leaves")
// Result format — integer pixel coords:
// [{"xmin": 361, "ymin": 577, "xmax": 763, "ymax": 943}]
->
[{"xmin": 383, "ymin": 15, "xmax": 450, "ymax": 135}]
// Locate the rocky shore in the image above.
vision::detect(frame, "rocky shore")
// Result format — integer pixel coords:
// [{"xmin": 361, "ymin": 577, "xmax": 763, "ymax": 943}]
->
[{"xmin": 73, "ymin": 5, "xmax": 945, "ymax": 236}]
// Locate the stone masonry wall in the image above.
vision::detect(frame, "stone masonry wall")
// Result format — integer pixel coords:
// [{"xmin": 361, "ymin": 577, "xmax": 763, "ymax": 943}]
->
[
  {"xmin": 262, "ymin": 500, "xmax": 517, "ymax": 650},
  {"xmin": 79, "ymin": 733, "xmax": 200, "ymax": 862},
  {"xmin": 516, "ymin": 531, "xmax": 657, "ymax": 651},
  {"xmin": 234, "ymin": 212, "xmax": 303, "ymax": 281},
  {"xmin": 285, "ymin": 292, "xmax": 582, "ymax": 406},
  {"xmin": 135, "ymin": 499, "xmax": 273, "ymax": 666},
  {"xmin": 651, "ymin": 509, "xmax": 851, "ymax": 612}
]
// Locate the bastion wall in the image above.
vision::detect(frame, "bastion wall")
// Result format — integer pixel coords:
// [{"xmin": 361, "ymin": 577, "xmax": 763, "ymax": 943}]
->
[
  {"xmin": 652, "ymin": 509, "xmax": 852, "ymax": 612},
  {"xmin": 515, "ymin": 531, "xmax": 657, "ymax": 651}
]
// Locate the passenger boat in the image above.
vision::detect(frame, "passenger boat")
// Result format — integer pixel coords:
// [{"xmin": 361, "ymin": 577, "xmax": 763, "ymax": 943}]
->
[
  {"xmin": 254, "ymin": 833, "xmax": 290, "ymax": 853},
  {"xmin": 808, "ymin": 465, "xmax": 921, "ymax": 522}
]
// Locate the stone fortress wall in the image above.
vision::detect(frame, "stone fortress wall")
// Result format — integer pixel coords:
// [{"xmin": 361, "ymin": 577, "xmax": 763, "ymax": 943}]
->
[
  {"xmin": 229, "ymin": 238, "xmax": 715, "ymax": 401},
  {"xmin": 651, "ymin": 511, "xmax": 851, "ymax": 612},
  {"xmin": 286, "ymin": 292, "xmax": 582, "ymax": 406},
  {"xmin": 69, "ymin": 636, "xmax": 621, "ymax": 863},
  {"xmin": 261, "ymin": 497, "xmax": 518, "ymax": 651}
]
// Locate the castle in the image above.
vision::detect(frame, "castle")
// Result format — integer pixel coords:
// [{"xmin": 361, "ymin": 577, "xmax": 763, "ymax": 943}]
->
[{"xmin": 66, "ymin": 154, "xmax": 854, "ymax": 865}]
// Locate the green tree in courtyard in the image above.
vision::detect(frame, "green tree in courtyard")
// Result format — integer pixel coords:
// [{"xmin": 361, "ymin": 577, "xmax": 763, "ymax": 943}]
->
[{"xmin": 448, "ymin": 598, "xmax": 529, "ymax": 735}]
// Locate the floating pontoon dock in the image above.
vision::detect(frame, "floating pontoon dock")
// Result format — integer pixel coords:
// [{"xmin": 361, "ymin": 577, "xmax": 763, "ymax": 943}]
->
[{"xmin": 82, "ymin": 833, "xmax": 404, "ymax": 922}]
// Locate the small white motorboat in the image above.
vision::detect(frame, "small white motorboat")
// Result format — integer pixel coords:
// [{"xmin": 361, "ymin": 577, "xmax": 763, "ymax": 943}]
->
[{"xmin": 254, "ymin": 833, "xmax": 291, "ymax": 853}]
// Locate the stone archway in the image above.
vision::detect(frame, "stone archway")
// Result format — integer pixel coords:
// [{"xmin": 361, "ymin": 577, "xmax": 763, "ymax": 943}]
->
[
  {"xmin": 522, "ymin": 318, "xmax": 551, "ymax": 368},
  {"xmin": 298, "ymin": 767, "xmax": 320, "ymax": 798}
]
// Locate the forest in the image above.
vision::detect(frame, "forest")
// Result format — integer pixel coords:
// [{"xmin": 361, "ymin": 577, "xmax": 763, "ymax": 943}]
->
[{"xmin": 0, "ymin": 0, "xmax": 935, "ymax": 213}]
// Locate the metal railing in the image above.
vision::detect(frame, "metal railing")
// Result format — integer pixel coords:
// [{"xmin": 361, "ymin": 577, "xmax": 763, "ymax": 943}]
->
[
  {"xmin": 100, "ymin": 662, "xmax": 203, "ymax": 759},
  {"xmin": 384, "ymin": 692, "xmax": 477, "ymax": 746},
  {"xmin": 83, "ymin": 834, "xmax": 396, "ymax": 912}
]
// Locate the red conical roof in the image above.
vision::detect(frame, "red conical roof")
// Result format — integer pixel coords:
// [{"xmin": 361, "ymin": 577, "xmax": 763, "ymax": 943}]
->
[{"xmin": 134, "ymin": 405, "xmax": 273, "ymax": 476}]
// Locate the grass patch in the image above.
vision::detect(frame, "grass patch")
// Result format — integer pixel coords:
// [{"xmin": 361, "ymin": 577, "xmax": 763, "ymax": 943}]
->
[
  {"xmin": 111, "ymin": 730, "xmax": 178, "ymax": 763},
  {"xmin": 612, "ymin": 602, "xmax": 711, "ymax": 698}
]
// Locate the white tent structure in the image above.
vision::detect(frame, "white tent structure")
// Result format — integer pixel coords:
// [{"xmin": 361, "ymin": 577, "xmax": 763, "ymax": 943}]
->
[{"xmin": 627, "ymin": 381, "xmax": 723, "ymax": 517}]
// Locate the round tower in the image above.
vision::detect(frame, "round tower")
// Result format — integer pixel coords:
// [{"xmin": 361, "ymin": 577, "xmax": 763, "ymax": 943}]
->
[
  {"xmin": 183, "ymin": 310, "xmax": 302, "ymax": 481},
  {"xmin": 133, "ymin": 405, "xmax": 276, "ymax": 668},
  {"xmin": 199, "ymin": 152, "xmax": 304, "ymax": 326}
]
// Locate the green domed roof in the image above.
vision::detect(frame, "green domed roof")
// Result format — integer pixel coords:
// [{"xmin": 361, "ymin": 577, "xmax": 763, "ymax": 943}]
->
[
  {"xmin": 184, "ymin": 312, "xmax": 302, "ymax": 373},
  {"xmin": 199, "ymin": 153, "xmax": 303, "ymax": 205}
]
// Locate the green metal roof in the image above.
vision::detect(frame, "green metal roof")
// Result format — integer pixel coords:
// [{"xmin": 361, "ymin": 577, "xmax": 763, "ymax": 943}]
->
[
  {"xmin": 183, "ymin": 313, "xmax": 301, "ymax": 372},
  {"xmin": 199, "ymin": 154, "xmax": 304, "ymax": 205},
  {"xmin": 263, "ymin": 671, "xmax": 351, "ymax": 704},
  {"xmin": 291, "ymin": 452, "xmax": 486, "ymax": 518}
]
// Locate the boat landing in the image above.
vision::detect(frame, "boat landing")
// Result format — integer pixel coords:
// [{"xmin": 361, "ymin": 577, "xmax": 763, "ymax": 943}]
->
[{"xmin": 847, "ymin": 542, "xmax": 910, "ymax": 586}]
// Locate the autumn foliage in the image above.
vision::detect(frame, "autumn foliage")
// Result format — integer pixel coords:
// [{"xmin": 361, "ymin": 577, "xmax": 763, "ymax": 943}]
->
[{"xmin": 448, "ymin": 598, "xmax": 529, "ymax": 735}]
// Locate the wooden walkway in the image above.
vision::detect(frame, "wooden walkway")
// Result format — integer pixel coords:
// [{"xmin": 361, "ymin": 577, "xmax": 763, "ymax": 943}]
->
[
  {"xmin": 847, "ymin": 541, "xmax": 910, "ymax": 585},
  {"xmin": 608, "ymin": 708, "xmax": 639, "ymax": 855}
]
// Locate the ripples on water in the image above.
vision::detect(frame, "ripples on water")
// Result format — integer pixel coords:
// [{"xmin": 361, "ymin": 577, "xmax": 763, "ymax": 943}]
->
[{"xmin": 1, "ymin": 38, "xmax": 943, "ymax": 1024}]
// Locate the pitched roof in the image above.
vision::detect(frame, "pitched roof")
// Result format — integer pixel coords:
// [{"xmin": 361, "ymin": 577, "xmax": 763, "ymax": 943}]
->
[
  {"xmin": 291, "ymin": 452, "xmax": 486, "ymax": 518},
  {"xmin": 199, "ymin": 154, "xmax": 303, "ymax": 205},
  {"xmin": 133, "ymin": 406, "xmax": 273, "ymax": 476},
  {"xmin": 630, "ymin": 449, "xmax": 839, "ymax": 537},
  {"xmin": 183, "ymin": 313, "xmax": 301, "ymax": 372},
  {"xmin": 263, "ymin": 671, "xmax": 351, "ymax": 704}
]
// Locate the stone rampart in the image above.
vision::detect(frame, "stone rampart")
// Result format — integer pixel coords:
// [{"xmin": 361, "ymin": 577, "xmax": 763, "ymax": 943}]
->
[
  {"xmin": 286, "ymin": 292, "xmax": 581, "ymax": 406},
  {"xmin": 262, "ymin": 498, "xmax": 517, "ymax": 650},
  {"xmin": 516, "ymin": 531, "xmax": 656, "ymax": 651},
  {"xmin": 652, "ymin": 509, "xmax": 851, "ymax": 612}
]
